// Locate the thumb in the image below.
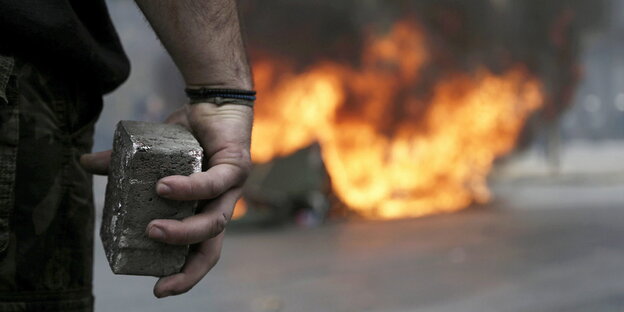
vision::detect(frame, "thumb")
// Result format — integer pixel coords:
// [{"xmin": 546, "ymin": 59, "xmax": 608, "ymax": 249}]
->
[{"xmin": 80, "ymin": 150, "xmax": 112, "ymax": 175}]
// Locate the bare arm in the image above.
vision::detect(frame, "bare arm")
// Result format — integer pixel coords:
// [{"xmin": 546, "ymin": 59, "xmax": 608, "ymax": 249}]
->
[
  {"xmin": 82, "ymin": 0, "xmax": 254, "ymax": 298},
  {"xmin": 135, "ymin": 0, "xmax": 252, "ymax": 89},
  {"xmin": 136, "ymin": 0, "xmax": 254, "ymax": 298}
]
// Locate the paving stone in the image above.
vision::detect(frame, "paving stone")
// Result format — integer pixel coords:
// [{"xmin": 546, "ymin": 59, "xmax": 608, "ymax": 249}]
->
[{"xmin": 101, "ymin": 120, "xmax": 203, "ymax": 276}]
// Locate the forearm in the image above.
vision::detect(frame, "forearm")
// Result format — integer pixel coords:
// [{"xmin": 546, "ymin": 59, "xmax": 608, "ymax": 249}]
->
[{"xmin": 135, "ymin": 0, "xmax": 252, "ymax": 89}]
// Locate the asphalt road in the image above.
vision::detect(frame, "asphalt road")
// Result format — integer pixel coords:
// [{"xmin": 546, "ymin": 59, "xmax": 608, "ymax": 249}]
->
[{"xmin": 93, "ymin": 182, "xmax": 624, "ymax": 312}]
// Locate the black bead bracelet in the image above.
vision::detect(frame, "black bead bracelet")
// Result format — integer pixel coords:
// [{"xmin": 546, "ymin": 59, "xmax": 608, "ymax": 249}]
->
[{"xmin": 185, "ymin": 88, "xmax": 256, "ymax": 107}]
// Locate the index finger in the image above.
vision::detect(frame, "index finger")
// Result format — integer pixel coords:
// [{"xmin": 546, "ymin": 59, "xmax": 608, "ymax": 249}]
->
[
  {"xmin": 156, "ymin": 163, "xmax": 246, "ymax": 201},
  {"xmin": 147, "ymin": 188, "xmax": 241, "ymax": 245},
  {"xmin": 79, "ymin": 150, "xmax": 112, "ymax": 175}
]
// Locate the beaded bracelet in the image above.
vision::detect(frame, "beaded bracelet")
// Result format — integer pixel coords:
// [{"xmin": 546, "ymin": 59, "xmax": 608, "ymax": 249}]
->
[{"xmin": 185, "ymin": 88, "xmax": 256, "ymax": 107}]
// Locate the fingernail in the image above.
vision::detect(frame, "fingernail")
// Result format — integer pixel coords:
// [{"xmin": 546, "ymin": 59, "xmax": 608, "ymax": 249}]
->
[
  {"xmin": 156, "ymin": 183, "xmax": 171, "ymax": 196},
  {"xmin": 149, "ymin": 226, "xmax": 166, "ymax": 240}
]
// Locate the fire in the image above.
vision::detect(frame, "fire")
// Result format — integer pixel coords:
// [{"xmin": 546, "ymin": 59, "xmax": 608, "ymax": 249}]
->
[
  {"xmin": 250, "ymin": 20, "xmax": 543, "ymax": 219},
  {"xmin": 232, "ymin": 199, "xmax": 248, "ymax": 220}
]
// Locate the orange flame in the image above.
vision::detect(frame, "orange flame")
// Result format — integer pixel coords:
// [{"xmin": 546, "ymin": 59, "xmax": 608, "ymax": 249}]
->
[
  {"xmin": 251, "ymin": 20, "xmax": 543, "ymax": 219},
  {"xmin": 232, "ymin": 199, "xmax": 248, "ymax": 220}
]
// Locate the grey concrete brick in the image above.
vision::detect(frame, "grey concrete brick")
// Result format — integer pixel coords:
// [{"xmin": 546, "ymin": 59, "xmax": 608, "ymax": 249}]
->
[{"xmin": 101, "ymin": 120, "xmax": 203, "ymax": 276}]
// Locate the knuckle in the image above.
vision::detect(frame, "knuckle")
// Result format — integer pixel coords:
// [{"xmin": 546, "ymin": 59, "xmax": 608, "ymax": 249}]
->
[
  {"xmin": 238, "ymin": 162, "xmax": 252, "ymax": 182},
  {"xmin": 216, "ymin": 145, "xmax": 252, "ymax": 176},
  {"xmin": 209, "ymin": 214, "xmax": 228, "ymax": 237},
  {"xmin": 232, "ymin": 160, "xmax": 252, "ymax": 186},
  {"xmin": 239, "ymin": 153, "xmax": 252, "ymax": 175},
  {"xmin": 204, "ymin": 180, "xmax": 220, "ymax": 197},
  {"xmin": 187, "ymin": 180, "xmax": 198, "ymax": 197},
  {"xmin": 181, "ymin": 228, "xmax": 192, "ymax": 244}
]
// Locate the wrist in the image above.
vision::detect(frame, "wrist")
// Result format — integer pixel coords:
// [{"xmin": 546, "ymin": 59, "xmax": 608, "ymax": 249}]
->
[
  {"xmin": 186, "ymin": 80, "xmax": 253, "ymax": 90},
  {"xmin": 184, "ymin": 102, "xmax": 253, "ymax": 145},
  {"xmin": 185, "ymin": 101, "xmax": 253, "ymax": 118},
  {"xmin": 183, "ymin": 67, "xmax": 253, "ymax": 90},
  {"xmin": 185, "ymin": 87, "xmax": 256, "ymax": 108}
]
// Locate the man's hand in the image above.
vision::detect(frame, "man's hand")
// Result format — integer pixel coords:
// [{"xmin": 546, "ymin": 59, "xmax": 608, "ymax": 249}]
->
[
  {"xmin": 86, "ymin": 0, "xmax": 254, "ymax": 297},
  {"xmin": 81, "ymin": 103, "xmax": 253, "ymax": 297}
]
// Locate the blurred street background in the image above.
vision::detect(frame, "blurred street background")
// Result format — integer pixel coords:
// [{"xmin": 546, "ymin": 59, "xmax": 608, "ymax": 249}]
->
[{"xmin": 94, "ymin": 0, "xmax": 624, "ymax": 311}]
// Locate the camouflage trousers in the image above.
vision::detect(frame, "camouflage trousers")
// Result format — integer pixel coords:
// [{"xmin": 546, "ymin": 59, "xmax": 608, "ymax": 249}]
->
[{"xmin": 0, "ymin": 55, "xmax": 101, "ymax": 311}]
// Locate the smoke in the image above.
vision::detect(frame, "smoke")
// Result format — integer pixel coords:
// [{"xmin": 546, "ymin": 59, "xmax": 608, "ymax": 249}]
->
[
  {"xmin": 237, "ymin": 0, "xmax": 615, "ymax": 168},
  {"xmin": 239, "ymin": 0, "xmax": 608, "ymax": 119}
]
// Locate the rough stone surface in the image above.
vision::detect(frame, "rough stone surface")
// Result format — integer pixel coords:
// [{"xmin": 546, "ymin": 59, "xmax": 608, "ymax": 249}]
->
[{"xmin": 101, "ymin": 120, "xmax": 203, "ymax": 276}]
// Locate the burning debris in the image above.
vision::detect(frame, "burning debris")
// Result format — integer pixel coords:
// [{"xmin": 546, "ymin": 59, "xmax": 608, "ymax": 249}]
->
[
  {"xmin": 234, "ymin": 0, "xmax": 607, "ymax": 221},
  {"xmin": 249, "ymin": 20, "xmax": 542, "ymax": 219}
]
